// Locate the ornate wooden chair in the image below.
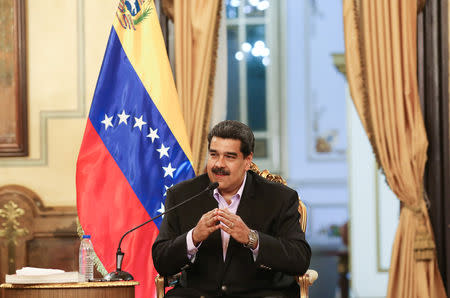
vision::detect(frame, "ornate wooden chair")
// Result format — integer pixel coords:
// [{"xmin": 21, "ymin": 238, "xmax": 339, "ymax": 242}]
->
[{"xmin": 155, "ymin": 163, "xmax": 318, "ymax": 298}]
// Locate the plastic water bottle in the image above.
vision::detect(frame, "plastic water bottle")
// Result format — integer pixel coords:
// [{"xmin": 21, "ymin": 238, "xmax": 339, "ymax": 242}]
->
[{"xmin": 79, "ymin": 235, "xmax": 94, "ymax": 282}]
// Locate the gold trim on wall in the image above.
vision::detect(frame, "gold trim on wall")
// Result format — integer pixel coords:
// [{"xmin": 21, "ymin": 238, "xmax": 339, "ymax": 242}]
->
[
  {"xmin": 0, "ymin": 200, "xmax": 29, "ymax": 273},
  {"xmin": 0, "ymin": 200, "xmax": 29, "ymax": 244}
]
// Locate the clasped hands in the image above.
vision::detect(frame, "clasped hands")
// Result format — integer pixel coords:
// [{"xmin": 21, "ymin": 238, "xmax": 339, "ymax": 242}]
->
[{"xmin": 192, "ymin": 208, "xmax": 251, "ymax": 247}]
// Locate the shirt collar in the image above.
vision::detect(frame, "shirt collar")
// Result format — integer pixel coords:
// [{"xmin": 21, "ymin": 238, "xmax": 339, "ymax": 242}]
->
[{"xmin": 213, "ymin": 172, "xmax": 247, "ymax": 200}]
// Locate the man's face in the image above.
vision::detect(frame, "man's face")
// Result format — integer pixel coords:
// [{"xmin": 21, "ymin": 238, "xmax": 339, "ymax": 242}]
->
[{"xmin": 207, "ymin": 137, "xmax": 253, "ymax": 197}]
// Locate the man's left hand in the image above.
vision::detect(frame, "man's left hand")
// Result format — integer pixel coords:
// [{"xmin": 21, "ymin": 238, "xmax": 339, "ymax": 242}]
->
[{"xmin": 217, "ymin": 208, "xmax": 254, "ymax": 246}]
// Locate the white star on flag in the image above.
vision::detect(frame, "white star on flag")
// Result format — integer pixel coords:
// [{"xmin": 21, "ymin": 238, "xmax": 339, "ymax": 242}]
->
[
  {"xmin": 133, "ymin": 115, "xmax": 147, "ymax": 131},
  {"xmin": 101, "ymin": 114, "xmax": 113, "ymax": 130},
  {"xmin": 157, "ymin": 202, "xmax": 165, "ymax": 217},
  {"xmin": 117, "ymin": 110, "xmax": 130, "ymax": 125},
  {"xmin": 156, "ymin": 144, "xmax": 170, "ymax": 159},
  {"xmin": 164, "ymin": 184, "xmax": 173, "ymax": 196},
  {"xmin": 162, "ymin": 163, "xmax": 176, "ymax": 178},
  {"xmin": 146, "ymin": 127, "xmax": 160, "ymax": 143}
]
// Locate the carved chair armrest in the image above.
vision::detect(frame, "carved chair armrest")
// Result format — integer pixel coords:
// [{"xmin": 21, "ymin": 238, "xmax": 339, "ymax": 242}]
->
[
  {"xmin": 155, "ymin": 273, "xmax": 181, "ymax": 298},
  {"xmin": 155, "ymin": 274, "xmax": 165, "ymax": 298},
  {"xmin": 296, "ymin": 269, "xmax": 319, "ymax": 298}
]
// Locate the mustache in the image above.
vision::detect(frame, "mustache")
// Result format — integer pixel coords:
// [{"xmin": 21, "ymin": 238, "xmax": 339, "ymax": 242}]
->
[{"xmin": 212, "ymin": 167, "xmax": 230, "ymax": 175}]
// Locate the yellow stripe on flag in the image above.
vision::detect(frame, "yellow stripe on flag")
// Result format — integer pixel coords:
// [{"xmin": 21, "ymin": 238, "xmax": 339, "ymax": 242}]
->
[{"xmin": 113, "ymin": 0, "xmax": 194, "ymax": 168}]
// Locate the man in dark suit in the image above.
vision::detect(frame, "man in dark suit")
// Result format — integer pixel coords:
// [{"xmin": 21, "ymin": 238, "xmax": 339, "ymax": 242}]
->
[{"xmin": 152, "ymin": 120, "xmax": 311, "ymax": 297}]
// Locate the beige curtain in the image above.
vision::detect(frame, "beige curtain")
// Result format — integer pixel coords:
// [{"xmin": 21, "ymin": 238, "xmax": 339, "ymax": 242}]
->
[
  {"xmin": 163, "ymin": 0, "xmax": 222, "ymax": 174},
  {"xmin": 343, "ymin": 0, "xmax": 446, "ymax": 297},
  {"xmin": 210, "ymin": 0, "xmax": 228, "ymax": 130}
]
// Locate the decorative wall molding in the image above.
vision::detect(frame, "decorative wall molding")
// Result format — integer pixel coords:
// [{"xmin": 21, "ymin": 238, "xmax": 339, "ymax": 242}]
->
[
  {"xmin": 306, "ymin": 202, "xmax": 347, "ymax": 249},
  {"xmin": 375, "ymin": 168, "xmax": 389, "ymax": 272},
  {"xmin": 348, "ymin": 93, "xmax": 398, "ymax": 295},
  {"xmin": 0, "ymin": 0, "xmax": 86, "ymax": 167},
  {"xmin": 0, "ymin": 0, "xmax": 28, "ymax": 157},
  {"xmin": 303, "ymin": 1, "xmax": 347, "ymax": 162},
  {"xmin": 288, "ymin": 178, "xmax": 347, "ymax": 189}
]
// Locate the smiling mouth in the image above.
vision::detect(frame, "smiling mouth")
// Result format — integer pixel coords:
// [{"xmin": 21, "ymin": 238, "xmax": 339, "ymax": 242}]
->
[
  {"xmin": 212, "ymin": 168, "xmax": 230, "ymax": 176},
  {"xmin": 214, "ymin": 173, "xmax": 229, "ymax": 179}
]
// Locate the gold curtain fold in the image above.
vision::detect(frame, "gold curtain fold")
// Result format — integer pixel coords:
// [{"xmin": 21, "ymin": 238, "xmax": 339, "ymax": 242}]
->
[
  {"xmin": 343, "ymin": 0, "xmax": 447, "ymax": 297},
  {"xmin": 162, "ymin": 0, "xmax": 222, "ymax": 174}
]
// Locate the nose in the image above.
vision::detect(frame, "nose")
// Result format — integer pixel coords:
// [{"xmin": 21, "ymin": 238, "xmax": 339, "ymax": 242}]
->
[{"xmin": 214, "ymin": 155, "xmax": 225, "ymax": 167}]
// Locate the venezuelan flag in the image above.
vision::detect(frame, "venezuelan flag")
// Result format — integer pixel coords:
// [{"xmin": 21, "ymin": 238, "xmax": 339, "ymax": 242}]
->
[{"xmin": 76, "ymin": 0, "xmax": 195, "ymax": 297}]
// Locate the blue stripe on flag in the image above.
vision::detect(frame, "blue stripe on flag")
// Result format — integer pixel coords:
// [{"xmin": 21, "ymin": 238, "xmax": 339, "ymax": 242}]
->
[{"xmin": 88, "ymin": 27, "xmax": 195, "ymax": 228}]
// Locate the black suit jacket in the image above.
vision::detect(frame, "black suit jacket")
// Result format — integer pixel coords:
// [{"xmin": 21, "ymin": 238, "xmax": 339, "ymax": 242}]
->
[{"xmin": 152, "ymin": 171, "xmax": 311, "ymax": 297}]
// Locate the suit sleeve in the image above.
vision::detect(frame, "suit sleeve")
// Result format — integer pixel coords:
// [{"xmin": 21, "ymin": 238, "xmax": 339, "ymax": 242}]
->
[
  {"xmin": 152, "ymin": 188, "xmax": 192, "ymax": 276},
  {"xmin": 255, "ymin": 190, "xmax": 311, "ymax": 275}
]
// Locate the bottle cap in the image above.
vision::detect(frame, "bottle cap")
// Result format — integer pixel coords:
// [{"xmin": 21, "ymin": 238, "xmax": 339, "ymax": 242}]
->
[{"xmin": 82, "ymin": 235, "xmax": 91, "ymax": 239}]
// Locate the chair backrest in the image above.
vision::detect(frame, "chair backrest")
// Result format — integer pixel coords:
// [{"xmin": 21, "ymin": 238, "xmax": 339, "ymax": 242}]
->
[{"xmin": 249, "ymin": 163, "xmax": 307, "ymax": 233}]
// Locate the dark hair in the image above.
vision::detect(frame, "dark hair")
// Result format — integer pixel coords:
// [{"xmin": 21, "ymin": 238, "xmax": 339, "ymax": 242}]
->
[{"xmin": 207, "ymin": 120, "xmax": 255, "ymax": 157}]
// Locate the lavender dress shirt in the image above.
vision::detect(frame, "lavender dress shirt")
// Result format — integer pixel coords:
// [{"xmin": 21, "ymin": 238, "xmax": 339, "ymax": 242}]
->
[{"xmin": 186, "ymin": 173, "xmax": 259, "ymax": 261}]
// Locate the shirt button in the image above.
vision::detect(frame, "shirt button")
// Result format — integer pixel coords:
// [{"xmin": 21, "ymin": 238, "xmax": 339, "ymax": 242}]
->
[{"xmin": 221, "ymin": 285, "xmax": 227, "ymax": 292}]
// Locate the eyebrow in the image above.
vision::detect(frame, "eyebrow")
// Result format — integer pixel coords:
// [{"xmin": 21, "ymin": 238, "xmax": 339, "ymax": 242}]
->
[
  {"xmin": 225, "ymin": 152, "xmax": 238, "ymax": 157},
  {"xmin": 209, "ymin": 149, "xmax": 238, "ymax": 157}
]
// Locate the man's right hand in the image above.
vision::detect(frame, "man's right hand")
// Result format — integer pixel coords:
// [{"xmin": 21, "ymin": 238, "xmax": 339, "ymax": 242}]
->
[{"xmin": 192, "ymin": 208, "xmax": 220, "ymax": 246}]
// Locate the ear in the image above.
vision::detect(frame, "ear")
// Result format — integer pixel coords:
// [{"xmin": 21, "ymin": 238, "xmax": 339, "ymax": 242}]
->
[{"xmin": 244, "ymin": 153, "xmax": 253, "ymax": 170}]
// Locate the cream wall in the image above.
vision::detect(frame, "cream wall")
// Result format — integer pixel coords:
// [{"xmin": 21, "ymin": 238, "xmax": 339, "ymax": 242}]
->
[
  {"xmin": 347, "ymin": 89, "xmax": 399, "ymax": 297},
  {"xmin": 0, "ymin": 0, "xmax": 117, "ymax": 206}
]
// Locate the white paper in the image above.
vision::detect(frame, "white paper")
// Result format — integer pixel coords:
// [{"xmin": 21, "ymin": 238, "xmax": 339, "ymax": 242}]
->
[{"xmin": 16, "ymin": 267, "xmax": 65, "ymax": 276}]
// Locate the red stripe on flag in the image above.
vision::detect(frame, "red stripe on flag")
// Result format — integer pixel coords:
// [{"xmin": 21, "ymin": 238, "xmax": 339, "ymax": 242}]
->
[{"xmin": 77, "ymin": 119, "xmax": 158, "ymax": 297}]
